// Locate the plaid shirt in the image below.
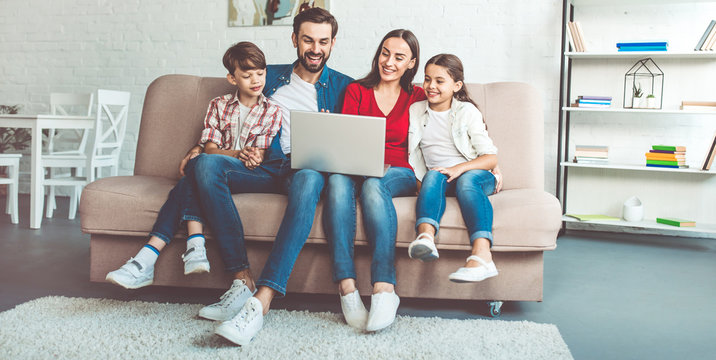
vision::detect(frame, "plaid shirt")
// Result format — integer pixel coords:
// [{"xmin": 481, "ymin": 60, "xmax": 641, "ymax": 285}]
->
[{"xmin": 199, "ymin": 92, "xmax": 282, "ymax": 150}]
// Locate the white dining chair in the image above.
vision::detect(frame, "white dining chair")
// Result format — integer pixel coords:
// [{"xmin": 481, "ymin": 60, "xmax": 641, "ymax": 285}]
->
[
  {"xmin": 42, "ymin": 89, "xmax": 130, "ymax": 219},
  {"xmin": 44, "ymin": 93, "xmax": 94, "ymax": 218},
  {"xmin": 0, "ymin": 154, "xmax": 22, "ymax": 224}
]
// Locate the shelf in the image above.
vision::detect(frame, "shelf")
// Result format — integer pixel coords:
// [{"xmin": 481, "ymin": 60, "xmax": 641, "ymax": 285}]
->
[
  {"xmin": 565, "ymin": 51, "xmax": 716, "ymax": 59},
  {"xmin": 562, "ymin": 107, "xmax": 716, "ymax": 115},
  {"xmin": 569, "ymin": 0, "xmax": 716, "ymax": 6},
  {"xmin": 561, "ymin": 161, "xmax": 715, "ymax": 174},
  {"xmin": 562, "ymin": 215, "xmax": 716, "ymax": 237}
]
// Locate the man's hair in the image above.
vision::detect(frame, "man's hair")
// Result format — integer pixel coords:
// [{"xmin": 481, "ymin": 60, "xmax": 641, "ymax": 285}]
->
[
  {"xmin": 222, "ymin": 41, "xmax": 266, "ymax": 74},
  {"xmin": 292, "ymin": 7, "xmax": 338, "ymax": 38}
]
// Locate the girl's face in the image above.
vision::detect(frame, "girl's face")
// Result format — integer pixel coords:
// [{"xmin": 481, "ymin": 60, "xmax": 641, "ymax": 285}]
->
[
  {"xmin": 423, "ymin": 63, "xmax": 462, "ymax": 111},
  {"xmin": 378, "ymin": 37, "xmax": 416, "ymax": 84}
]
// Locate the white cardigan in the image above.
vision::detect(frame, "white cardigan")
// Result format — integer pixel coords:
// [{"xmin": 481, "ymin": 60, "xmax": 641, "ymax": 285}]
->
[{"xmin": 407, "ymin": 99, "xmax": 497, "ymax": 181}]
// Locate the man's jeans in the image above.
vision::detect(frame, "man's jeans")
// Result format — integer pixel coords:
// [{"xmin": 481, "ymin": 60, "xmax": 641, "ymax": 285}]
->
[
  {"xmin": 415, "ymin": 169, "xmax": 496, "ymax": 246},
  {"xmin": 192, "ymin": 154, "xmax": 281, "ymax": 273},
  {"xmin": 148, "ymin": 156, "xmax": 204, "ymax": 244},
  {"xmin": 324, "ymin": 167, "xmax": 417, "ymax": 286}
]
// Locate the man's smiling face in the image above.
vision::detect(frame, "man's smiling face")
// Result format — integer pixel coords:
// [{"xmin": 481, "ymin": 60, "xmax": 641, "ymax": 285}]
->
[{"xmin": 292, "ymin": 22, "xmax": 335, "ymax": 74}]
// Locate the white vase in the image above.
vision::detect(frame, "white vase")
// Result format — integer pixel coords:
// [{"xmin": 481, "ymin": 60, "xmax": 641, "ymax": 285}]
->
[
  {"xmin": 622, "ymin": 196, "xmax": 644, "ymax": 222},
  {"xmin": 646, "ymin": 97, "xmax": 656, "ymax": 108},
  {"xmin": 632, "ymin": 96, "xmax": 643, "ymax": 108}
]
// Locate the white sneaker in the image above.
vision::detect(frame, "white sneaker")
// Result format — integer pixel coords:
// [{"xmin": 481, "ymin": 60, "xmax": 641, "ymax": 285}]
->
[
  {"xmin": 182, "ymin": 245, "xmax": 210, "ymax": 275},
  {"xmin": 215, "ymin": 297, "xmax": 264, "ymax": 346},
  {"xmin": 199, "ymin": 279, "xmax": 255, "ymax": 321},
  {"xmin": 408, "ymin": 233, "xmax": 439, "ymax": 261},
  {"xmin": 105, "ymin": 258, "xmax": 154, "ymax": 289},
  {"xmin": 339, "ymin": 290, "xmax": 368, "ymax": 330},
  {"xmin": 448, "ymin": 255, "xmax": 498, "ymax": 283},
  {"xmin": 365, "ymin": 291, "xmax": 400, "ymax": 332}
]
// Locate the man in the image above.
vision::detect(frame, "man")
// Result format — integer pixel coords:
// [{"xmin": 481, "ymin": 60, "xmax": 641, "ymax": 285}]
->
[{"xmin": 185, "ymin": 8, "xmax": 353, "ymax": 345}]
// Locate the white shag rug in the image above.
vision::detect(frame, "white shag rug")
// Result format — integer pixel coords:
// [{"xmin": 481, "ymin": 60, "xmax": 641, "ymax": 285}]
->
[{"xmin": 0, "ymin": 296, "xmax": 572, "ymax": 360}]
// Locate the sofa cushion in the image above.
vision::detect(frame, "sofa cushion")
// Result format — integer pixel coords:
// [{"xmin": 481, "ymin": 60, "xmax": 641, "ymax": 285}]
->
[{"xmin": 81, "ymin": 175, "xmax": 559, "ymax": 252}]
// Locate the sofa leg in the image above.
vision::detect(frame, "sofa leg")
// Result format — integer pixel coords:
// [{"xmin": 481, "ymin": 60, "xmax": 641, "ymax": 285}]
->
[{"xmin": 487, "ymin": 300, "xmax": 503, "ymax": 317}]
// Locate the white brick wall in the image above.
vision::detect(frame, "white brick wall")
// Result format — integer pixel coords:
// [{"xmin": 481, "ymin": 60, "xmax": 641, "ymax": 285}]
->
[{"xmin": 0, "ymin": 0, "xmax": 564, "ymax": 195}]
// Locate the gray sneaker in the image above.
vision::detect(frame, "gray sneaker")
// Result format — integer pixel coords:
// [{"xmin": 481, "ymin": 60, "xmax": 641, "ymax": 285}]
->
[
  {"xmin": 199, "ymin": 279, "xmax": 255, "ymax": 321},
  {"xmin": 105, "ymin": 258, "xmax": 154, "ymax": 289},
  {"xmin": 182, "ymin": 245, "xmax": 210, "ymax": 275}
]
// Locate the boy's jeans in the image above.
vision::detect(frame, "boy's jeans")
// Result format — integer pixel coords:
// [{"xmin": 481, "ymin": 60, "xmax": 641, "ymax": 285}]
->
[
  {"xmin": 324, "ymin": 167, "xmax": 417, "ymax": 287},
  {"xmin": 415, "ymin": 169, "xmax": 496, "ymax": 246}
]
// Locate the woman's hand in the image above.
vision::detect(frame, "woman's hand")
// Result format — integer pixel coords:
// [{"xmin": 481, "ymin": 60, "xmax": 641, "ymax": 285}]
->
[
  {"xmin": 491, "ymin": 165, "xmax": 503, "ymax": 193},
  {"xmin": 179, "ymin": 146, "xmax": 202, "ymax": 177}
]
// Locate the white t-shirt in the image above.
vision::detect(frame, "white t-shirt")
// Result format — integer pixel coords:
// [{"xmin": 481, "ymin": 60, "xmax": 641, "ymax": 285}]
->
[
  {"xmin": 420, "ymin": 108, "xmax": 468, "ymax": 169},
  {"xmin": 232, "ymin": 102, "xmax": 251, "ymax": 150},
  {"xmin": 268, "ymin": 72, "xmax": 318, "ymax": 154}
]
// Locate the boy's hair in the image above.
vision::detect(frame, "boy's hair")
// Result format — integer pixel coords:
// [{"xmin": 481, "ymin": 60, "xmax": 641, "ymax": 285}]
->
[
  {"xmin": 426, "ymin": 54, "xmax": 478, "ymax": 109},
  {"xmin": 292, "ymin": 7, "xmax": 338, "ymax": 39},
  {"xmin": 356, "ymin": 29, "xmax": 420, "ymax": 94},
  {"xmin": 222, "ymin": 41, "xmax": 266, "ymax": 74}
]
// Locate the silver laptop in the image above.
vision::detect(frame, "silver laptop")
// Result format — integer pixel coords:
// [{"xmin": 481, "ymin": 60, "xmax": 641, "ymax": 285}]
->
[{"xmin": 290, "ymin": 110, "xmax": 388, "ymax": 177}]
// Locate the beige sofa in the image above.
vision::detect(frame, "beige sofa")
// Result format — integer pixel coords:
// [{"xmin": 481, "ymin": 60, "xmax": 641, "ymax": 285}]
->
[{"xmin": 80, "ymin": 74, "xmax": 561, "ymax": 312}]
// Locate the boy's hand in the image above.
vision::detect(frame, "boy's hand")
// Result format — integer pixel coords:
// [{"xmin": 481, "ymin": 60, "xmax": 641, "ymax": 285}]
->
[
  {"xmin": 491, "ymin": 166, "xmax": 503, "ymax": 193},
  {"xmin": 179, "ymin": 146, "xmax": 202, "ymax": 177},
  {"xmin": 238, "ymin": 147, "xmax": 265, "ymax": 170}
]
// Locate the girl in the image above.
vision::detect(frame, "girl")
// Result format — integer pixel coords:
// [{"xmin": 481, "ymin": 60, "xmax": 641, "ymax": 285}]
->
[
  {"xmin": 407, "ymin": 54, "xmax": 502, "ymax": 283},
  {"xmin": 325, "ymin": 29, "xmax": 425, "ymax": 331}
]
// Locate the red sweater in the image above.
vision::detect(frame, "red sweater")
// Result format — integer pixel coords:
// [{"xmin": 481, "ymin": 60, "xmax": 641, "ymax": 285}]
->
[{"xmin": 342, "ymin": 82, "xmax": 426, "ymax": 169}]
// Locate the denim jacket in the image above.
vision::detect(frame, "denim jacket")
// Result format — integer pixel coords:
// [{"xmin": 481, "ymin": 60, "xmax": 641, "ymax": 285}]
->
[
  {"xmin": 264, "ymin": 61, "xmax": 353, "ymax": 113},
  {"xmin": 262, "ymin": 61, "xmax": 353, "ymax": 164},
  {"xmin": 408, "ymin": 99, "xmax": 498, "ymax": 181}
]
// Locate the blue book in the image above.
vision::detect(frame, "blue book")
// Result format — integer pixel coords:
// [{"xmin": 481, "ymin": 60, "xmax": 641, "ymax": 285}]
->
[
  {"xmin": 617, "ymin": 41, "xmax": 668, "ymax": 47},
  {"xmin": 578, "ymin": 100, "xmax": 611, "ymax": 105},
  {"xmin": 646, "ymin": 164, "xmax": 679, "ymax": 168},
  {"xmin": 579, "ymin": 96, "xmax": 612, "ymax": 101},
  {"xmin": 695, "ymin": 21, "xmax": 716, "ymax": 50},
  {"xmin": 618, "ymin": 46, "xmax": 668, "ymax": 52}
]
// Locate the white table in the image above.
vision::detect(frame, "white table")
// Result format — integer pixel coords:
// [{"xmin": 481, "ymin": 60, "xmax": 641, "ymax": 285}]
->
[{"xmin": 0, "ymin": 114, "xmax": 94, "ymax": 229}]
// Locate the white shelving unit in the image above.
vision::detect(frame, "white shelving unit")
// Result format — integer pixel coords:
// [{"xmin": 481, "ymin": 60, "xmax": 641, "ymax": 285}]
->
[{"xmin": 557, "ymin": 0, "xmax": 716, "ymax": 238}]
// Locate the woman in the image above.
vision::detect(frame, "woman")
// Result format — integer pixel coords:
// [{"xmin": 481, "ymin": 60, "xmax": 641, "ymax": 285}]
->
[{"xmin": 324, "ymin": 29, "xmax": 425, "ymax": 332}]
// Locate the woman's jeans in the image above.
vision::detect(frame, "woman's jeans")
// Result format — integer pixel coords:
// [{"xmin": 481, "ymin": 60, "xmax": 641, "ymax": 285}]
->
[
  {"xmin": 415, "ymin": 169, "xmax": 496, "ymax": 246},
  {"xmin": 191, "ymin": 153, "xmax": 282, "ymax": 273},
  {"xmin": 324, "ymin": 167, "xmax": 417, "ymax": 286},
  {"xmin": 148, "ymin": 156, "xmax": 204, "ymax": 244}
]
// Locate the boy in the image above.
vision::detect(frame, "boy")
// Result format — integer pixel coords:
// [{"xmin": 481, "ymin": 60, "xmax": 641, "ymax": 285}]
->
[{"xmin": 106, "ymin": 42, "xmax": 282, "ymax": 324}]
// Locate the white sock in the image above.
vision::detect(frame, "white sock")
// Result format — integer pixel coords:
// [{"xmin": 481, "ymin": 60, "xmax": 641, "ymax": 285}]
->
[
  {"xmin": 187, "ymin": 234, "xmax": 205, "ymax": 249},
  {"xmin": 134, "ymin": 245, "xmax": 159, "ymax": 268}
]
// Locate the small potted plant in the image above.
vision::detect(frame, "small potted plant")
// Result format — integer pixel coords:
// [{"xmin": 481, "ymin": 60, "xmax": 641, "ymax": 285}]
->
[
  {"xmin": 632, "ymin": 83, "xmax": 644, "ymax": 108},
  {"xmin": 646, "ymin": 94, "xmax": 657, "ymax": 109}
]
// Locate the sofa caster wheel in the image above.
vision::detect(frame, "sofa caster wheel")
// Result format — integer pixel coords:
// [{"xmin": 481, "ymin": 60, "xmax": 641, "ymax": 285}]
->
[{"xmin": 488, "ymin": 301, "xmax": 503, "ymax": 317}]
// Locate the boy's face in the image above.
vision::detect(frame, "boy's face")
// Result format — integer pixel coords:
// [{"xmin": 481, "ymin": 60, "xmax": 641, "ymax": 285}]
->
[
  {"xmin": 227, "ymin": 63, "xmax": 266, "ymax": 100},
  {"xmin": 292, "ymin": 22, "xmax": 335, "ymax": 73}
]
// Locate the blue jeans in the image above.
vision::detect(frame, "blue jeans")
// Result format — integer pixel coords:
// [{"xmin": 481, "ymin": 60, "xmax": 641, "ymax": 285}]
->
[
  {"xmin": 149, "ymin": 156, "xmax": 204, "ymax": 244},
  {"xmin": 415, "ymin": 169, "xmax": 496, "ymax": 246},
  {"xmin": 325, "ymin": 167, "xmax": 417, "ymax": 286},
  {"xmin": 192, "ymin": 153, "xmax": 281, "ymax": 273},
  {"xmin": 256, "ymin": 167, "xmax": 326, "ymax": 296}
]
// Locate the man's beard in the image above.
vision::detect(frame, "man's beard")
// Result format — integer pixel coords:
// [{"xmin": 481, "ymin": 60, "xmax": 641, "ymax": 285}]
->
[{"xmin": 298, "ymin": 50, "xmax": 330, "ymax": 73}]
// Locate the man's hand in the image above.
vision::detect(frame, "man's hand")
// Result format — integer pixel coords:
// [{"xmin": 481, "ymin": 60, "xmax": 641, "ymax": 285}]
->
[
  {"xmin": 238, "ymin": 147, "xmax": 265, "ymax": 170},
  {"xmin": 491, "ymin": 165, "xmax": 504, "ymax": 193},
  {"xmin": 179, "ymin": 146, "xmax": 202, "ymax": 177}
]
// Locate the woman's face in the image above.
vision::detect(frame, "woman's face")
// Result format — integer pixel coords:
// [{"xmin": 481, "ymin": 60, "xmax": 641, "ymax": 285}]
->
[{"xmin": 377, "ymin": 37, "xmax": 415, "ymax": 84}]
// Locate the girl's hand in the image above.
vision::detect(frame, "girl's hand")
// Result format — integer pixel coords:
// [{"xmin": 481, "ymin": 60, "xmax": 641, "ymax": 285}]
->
[
  {"xmin": 491, "ymin": 165, "xmax": 503, "ymax": 193},
  {"xmin": 415, "ymin": 179, "xmax": 422, "ymax": 195},
  {"xmin": 434, "ymin": 165, "xmax": 465, "ymax": 183}
]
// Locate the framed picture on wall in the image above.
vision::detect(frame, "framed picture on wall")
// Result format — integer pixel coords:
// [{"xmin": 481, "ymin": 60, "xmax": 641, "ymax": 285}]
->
[{"xmin": 229, "ymin": 0, "xmax": 330, "ymax": 27}]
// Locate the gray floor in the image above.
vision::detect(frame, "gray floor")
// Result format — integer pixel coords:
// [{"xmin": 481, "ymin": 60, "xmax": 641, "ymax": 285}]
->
[{"xmin": 1, "ymin": 195, "xmax": 715, "ymax": 360}]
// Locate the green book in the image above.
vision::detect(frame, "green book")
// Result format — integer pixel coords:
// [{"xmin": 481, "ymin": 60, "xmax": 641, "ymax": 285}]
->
[
  {"xmin": 652, "ymin": 145, "xmax": 686, "ymax": 152},
  {"xmin": 656, "ymin": 217, "xmax": 696, "ymax": 227},
  {"xmin": 646, "ymin": 159, "xmax": 680, "ymax": 166}
]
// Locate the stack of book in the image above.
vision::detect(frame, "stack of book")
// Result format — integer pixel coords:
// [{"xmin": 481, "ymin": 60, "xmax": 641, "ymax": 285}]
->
[
  {"xmin": 646, "ymin": 145, "xmax": 687, "ymax": 169},
  {"xmin": 680, "ymin": 101, "xmax": 716, "ymax": 111},
  {"xmin": 566, "ymin": 21, "xmax": 586, "ymax": 52},
  {"xmin": 616, "ymin": 41, "xmax": 668, "ymax": 52},
  {"xmin": 574, "ymin": 145, "xmax": 608, "ymax": 164},
  {"xmin": 695, "ymin": 20, "xmax": 716, "ymax": 51},
  {"xmin": 574, "ymin": 96, "xmax": 612, "ymax": 108},
  {"xmin": 702, "ymin": 132, "xmax": 716, "ymax": 171}
]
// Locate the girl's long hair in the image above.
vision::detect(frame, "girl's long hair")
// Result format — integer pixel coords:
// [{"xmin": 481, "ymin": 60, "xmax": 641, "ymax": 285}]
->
[
  {"xmin": 425, "ymin": 54, "xmax": 478, "ymax": 109},
  {"xmin": 355, "ymin": 29, "xmax": 420, "ymax": 94}
]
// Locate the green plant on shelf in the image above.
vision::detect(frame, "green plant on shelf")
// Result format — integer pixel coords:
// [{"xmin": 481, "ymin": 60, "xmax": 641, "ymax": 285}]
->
[{"xmin": 632, "ymin": 83, "xmax": 643, "ymax": 98}]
